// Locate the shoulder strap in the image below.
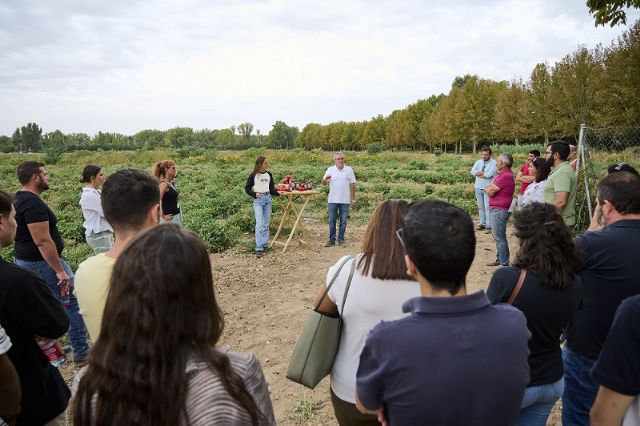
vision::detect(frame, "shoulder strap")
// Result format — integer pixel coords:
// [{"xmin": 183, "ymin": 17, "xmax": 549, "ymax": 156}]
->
[
  {"xmin": 314, "ymin": 256, "xmax": 355, "ymax": 310},
  {"xmin": 507, "ymin": 269, "xmax": 527, "ymax": 305},
  {"xmin": 338, "ymin": 257, "xmax": 357, "ymax": 316}
]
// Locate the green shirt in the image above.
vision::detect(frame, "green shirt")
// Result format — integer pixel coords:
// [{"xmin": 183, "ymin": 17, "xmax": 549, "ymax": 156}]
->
[{"xmin": 544, "ymin": 161, "xmax": 577, "ymax": 226}]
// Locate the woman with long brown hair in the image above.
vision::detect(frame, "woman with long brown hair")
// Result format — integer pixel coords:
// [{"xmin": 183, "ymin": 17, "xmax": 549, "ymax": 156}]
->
[
  {"xmin": 154, "ymin": 159, "xmax": 182, "ymax": 225},
  {"xmin": 73, "ymin": 224, "xmax": 275, "ymax": 425},
  {"xmin": 244, "ymin": 156, "xmax": 279, "ymax": 258},
  {"xmin": 487, "ymin": 202, "xmax": 582, "ymax": 426},
  {"xmin": 314, "ymin": 199, "xmax": 420, "ymax": 425}
]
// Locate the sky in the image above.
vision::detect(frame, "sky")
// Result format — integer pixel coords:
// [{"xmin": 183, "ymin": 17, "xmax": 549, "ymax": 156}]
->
[{"xmin": 0, "ymin": 0, "xmax": 638, "ymax": 137}]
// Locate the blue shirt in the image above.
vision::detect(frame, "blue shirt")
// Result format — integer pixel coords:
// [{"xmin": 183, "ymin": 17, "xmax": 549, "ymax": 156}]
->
[
  {"xmin": 357, "ymin": 290, "xmax": 530, "ymax": 426},
  {"xmin": 471, "ymin": 158, "xmax": 497, "ymax": 189}
]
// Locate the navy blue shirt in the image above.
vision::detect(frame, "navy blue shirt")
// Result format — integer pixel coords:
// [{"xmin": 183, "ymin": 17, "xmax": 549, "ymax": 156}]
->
[
  {"xmin": 567, "ymin": 219, "xmax": 640, "ymax": 359},
  {"xmin": 591, "ymin": 294, "xmax": 640, "ymax": 397},
  {"xmin": 357, "ymin": 291, "xmax": 530, "ymax": 426}
]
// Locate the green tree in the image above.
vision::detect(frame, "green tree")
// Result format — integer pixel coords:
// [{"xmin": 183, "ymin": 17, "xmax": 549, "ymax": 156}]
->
[
  {"xmin": 20, "ymin": 123, "xmax": 43, "ymax": 152},
  {"xmin": 494, "ymin": 79, "xmax": 530, "ymax": 145},
  {"xmin": 237, "ymin": 122, "xmax": 254, "ymax": 143},
  {"xmin": 550, "ymin": 47, "xmax": 601, "ymax": 140},
  {"xmin": 596, "ymin": 20, "xmax": 640, "ymax": 125},
  {"xmin": 267, "ymin": 121, "xmax": 299, "ymax": 149},
  {"xmin": 0, "ymin": 135, "xmax": 12, "ymax": 152},
  {"xmin": 528, "ymin": 63, "xmax": 554, "ymax": 144},
  {"xmin": 587, "ymin": 0, "xmax": 640, "ymax": 26},
  {"xmin": 11, "ymin": 128, "xmax": 22, "ymax": 152}
]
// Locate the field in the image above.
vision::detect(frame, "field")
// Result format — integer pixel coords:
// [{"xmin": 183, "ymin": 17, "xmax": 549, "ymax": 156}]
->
[
  {"xmin": 0, "ymin": 147, "xmax": 594, "ymax": 425},
  {"xmin": 0, "ymin": 147, "xmax": 504, "ymax": 268}
]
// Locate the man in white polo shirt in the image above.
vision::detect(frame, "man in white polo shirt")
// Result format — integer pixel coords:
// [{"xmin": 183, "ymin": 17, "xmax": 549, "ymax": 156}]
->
[{"xmin": 322, "ymin": 152, "xmax": 356, "ymax": 247}]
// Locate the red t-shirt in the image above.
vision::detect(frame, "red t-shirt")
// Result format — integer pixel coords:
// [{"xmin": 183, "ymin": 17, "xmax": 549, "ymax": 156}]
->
[
  {"xmin": 489, "ymin": 169, "xmax": 515, "ymax": 210},
  {"xmin": 519, "ymin": 163, "xmax": 531, "ymax": 195}
]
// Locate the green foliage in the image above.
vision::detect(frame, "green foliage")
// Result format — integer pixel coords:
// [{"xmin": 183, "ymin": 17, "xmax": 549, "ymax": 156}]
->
[
  {"xmin": 366, "ymin": 142, "xmax": 384, "ymax": 154},
  {"xmin": 288, "ymin": 393, "xmax": 321, "ymax": 422}
]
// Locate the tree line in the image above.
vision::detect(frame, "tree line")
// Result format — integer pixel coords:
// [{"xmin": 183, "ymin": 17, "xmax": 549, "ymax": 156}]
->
[{"xmin": 1, "ymin": 20, "xmax": 638, "ymax": 154}]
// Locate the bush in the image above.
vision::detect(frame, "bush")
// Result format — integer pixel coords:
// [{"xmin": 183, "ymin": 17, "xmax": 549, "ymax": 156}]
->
[{"xmin": 366, "ymin": 142, "xmax": 384, "ymax": 155}]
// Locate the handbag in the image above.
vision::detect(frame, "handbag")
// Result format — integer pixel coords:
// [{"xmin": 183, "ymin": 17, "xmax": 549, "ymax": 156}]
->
[
  {"xmin": 286, "ymin": 255, "xmax": 356, "ymax": 389},
  {"xmin": 507, "ymin": 269, "xmax": 527, "ymax": 304}
]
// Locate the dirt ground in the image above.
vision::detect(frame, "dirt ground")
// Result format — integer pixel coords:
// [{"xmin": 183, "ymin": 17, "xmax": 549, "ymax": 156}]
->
[{"xmin": 61, "ymin": 217, "xmax": 562, "ymax": 425}]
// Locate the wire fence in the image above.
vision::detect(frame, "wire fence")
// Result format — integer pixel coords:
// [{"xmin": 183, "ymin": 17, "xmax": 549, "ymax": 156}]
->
[{"xmin": 575, "ymin": 124, "xmax": 640, "ymax": 231}]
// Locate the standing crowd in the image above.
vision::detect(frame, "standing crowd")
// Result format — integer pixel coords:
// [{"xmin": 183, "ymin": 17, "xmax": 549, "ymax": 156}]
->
[{"xmin": 0, "ymin": 146, "xmax": 639, "ymax": 425}]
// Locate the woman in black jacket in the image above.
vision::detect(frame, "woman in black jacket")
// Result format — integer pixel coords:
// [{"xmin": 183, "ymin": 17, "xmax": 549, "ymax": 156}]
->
[{"xmin": 244, "ymin": 156, "xmax": 279, "ymax": 258}]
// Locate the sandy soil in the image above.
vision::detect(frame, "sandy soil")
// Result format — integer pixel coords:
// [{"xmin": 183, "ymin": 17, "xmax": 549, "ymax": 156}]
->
[{"xmin": 61, "ymin": 217, "xmax": 561, "ymax": 425}]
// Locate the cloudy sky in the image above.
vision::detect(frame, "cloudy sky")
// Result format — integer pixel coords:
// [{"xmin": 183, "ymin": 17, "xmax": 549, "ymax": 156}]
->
[{"xmin": 0, "ymin": 0, "xmax": 638, "ymax": 137}]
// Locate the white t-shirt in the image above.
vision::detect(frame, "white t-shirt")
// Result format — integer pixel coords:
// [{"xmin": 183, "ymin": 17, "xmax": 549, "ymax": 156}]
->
[
  {"xmin": 252, "ymin": 173, "xmax": 271, "ymax": 194},
  {"xmin": 324, "ymin": 165, "xmax": 356, "ymax": 204},
  {"xmin": 79, "ymin": 187, "xmax": 113, "ymax": 236},
  {"xmin": 0, "ymin": 324, "xmax": 11, "ymax": 355},
  {"xmin": 521, "ymin": 180, "xmax": 547, "ymax": 206},
  {"xmin": 326, "ymin": 255, "xmax": 420, "ymax": 403}
]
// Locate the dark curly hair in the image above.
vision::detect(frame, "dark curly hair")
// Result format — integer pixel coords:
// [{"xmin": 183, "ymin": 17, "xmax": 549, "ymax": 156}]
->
[{"xmin": 512, "ymin": 202, "xmax": 580, "ymax": 289}]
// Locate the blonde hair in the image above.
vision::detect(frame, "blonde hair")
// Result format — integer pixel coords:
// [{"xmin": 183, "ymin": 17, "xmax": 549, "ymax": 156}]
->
[{"xmin": 153, "ymin": 160, "xmax": 175, "ymax": 179}]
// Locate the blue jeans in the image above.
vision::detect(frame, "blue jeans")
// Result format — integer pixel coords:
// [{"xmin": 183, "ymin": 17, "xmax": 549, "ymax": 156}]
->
[
  {"xmin": 490, "ymin": 208, "xmax": 510, "ymax": 266},
  {"xmin": 14, "ymin": 258, "xmax": 89, "ymax": 360},
  {"xmin": 517, "ymin": 377, "xmax": 564, "ymax": 426},
  {"xmin": 328, "ymin": 203, "xmax": 349, "ymax": 243},
  {"xmin": 475, "ymin": 187, "xmax": 491, "ymax": 227},
  {"xmin": 253, "ymin": 194, "xmax": 272, "ymax": 252},
  {"xmin": 562, "ymin": 346, "xmax": 599, "ymax": 426}
]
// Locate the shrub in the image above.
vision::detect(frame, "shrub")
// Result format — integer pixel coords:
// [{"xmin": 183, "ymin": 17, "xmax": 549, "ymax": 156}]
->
[{"xmin": 366, "ymin": 142, "xmax": 384, "ymax": 154}]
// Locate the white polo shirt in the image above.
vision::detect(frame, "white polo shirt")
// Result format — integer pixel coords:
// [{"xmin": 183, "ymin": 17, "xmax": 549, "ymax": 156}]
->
[{"xmin": 323, "ymin": 165, "xmax": 356, "ymax": 204}]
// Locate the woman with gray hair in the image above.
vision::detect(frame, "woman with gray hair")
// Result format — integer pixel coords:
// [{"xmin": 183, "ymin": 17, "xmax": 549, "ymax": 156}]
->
[{"xmin": 484, "ymin": 153, "xmax": 516, "ymax": 267}]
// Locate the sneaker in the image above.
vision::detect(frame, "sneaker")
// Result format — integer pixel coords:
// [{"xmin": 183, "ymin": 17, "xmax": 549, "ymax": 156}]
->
[
  {"xmin": 338, "ymin": 241, "xmax": 345, "ymax": 246},
  {"xmin": 486, "ymin": 260, "xmax": 501, "ymax": 267},
  {"xmin": 256, "ymin": 251, "xmax": 263, "ymax": 258},
  {"xmin": 324, "ymin": 240, "xmax": 335, "ymax": 247},
  {"xmin": 476, "ymin": 225, "xmax": 486, "ymax": 230}
]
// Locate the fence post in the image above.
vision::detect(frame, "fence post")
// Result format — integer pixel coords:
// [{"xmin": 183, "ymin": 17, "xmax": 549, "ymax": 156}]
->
[{"xmin": 578, "ymin": 123, "xmax": 593, "ymax": 219}]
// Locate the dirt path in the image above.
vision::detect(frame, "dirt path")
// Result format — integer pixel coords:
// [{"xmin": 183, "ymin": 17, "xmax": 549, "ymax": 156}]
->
[
  {"xmin": 209, "ymin": 220, "xmax": 561, "ymax": 425},
  {"xmin": 61, "ymin": 217, "xmax": 561, "ymax": 425}
]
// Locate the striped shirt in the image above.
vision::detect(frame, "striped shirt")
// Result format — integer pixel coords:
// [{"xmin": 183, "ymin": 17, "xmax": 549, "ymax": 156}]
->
[
  {"xmin": 73, "ymin": 351, "xmax": 276, "ymax": 425},
  {"xmin": 0, "ymin": 324, "xmax": 11, "ymax": 354}
]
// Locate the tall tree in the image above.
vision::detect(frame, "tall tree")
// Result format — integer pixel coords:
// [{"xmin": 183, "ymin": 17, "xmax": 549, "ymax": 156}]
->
[
  {"xmin": 529, "ymin": 63, "xmax": 554, "ymax": 144},
  {"xmin": 267, "ymin": 121, "xmax": 298, "ymax": 149},
  {"xmin": 495, "ymin": 79, "xmax": 531, "ymax": 145},
  {"xmin": 237, "ymin": 122, "xmax": 254, "ymax": 142},
  {"xmin": 20, "ymin": 123, "xmax": 43, "ymax": 152}
]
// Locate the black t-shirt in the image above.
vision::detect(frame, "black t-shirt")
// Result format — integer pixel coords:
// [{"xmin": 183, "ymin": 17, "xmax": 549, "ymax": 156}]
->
[
  {"xmin": 592, "ymin": 294, "xmax": 640, "ymax": 396},
  {"xmin": 566, "ymin": 220, "xmax": 640, "ymax": 359},
  {"xmin": 487, "ymin": 267, "xmax": 582, "ymax": 387},
  {"xmin": 14, "ymin": 191, "xmax": 64, "ymax": 261},
  {"xmin": 0, "ymin": 259, "xmax": 70, "ymax": 425}
]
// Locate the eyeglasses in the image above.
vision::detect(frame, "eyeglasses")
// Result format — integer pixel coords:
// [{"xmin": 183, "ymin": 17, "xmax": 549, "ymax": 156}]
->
[{"xmin": 396, "ymin": 228, "xmax": 407, "ymax": 252}]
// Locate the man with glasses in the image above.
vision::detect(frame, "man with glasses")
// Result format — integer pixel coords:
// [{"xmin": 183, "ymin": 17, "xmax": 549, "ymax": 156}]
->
[
  {"xmin": 544, "ymin": 140, "xmax": 577, "ymax": 228},
  {"xmin": 562, "ymin": 171, "xmax": 640, "ymax": 425},
  {"xmin": 322, "ymin": 152, "xmax": 356, "ymax": 247},
  {"xmin": 13, "ymin": 161, "xmax": 90, "ymax": 367},
  {"xmin": 356, "ymin": 200, "xmax": 530, "ymax": 425}
]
